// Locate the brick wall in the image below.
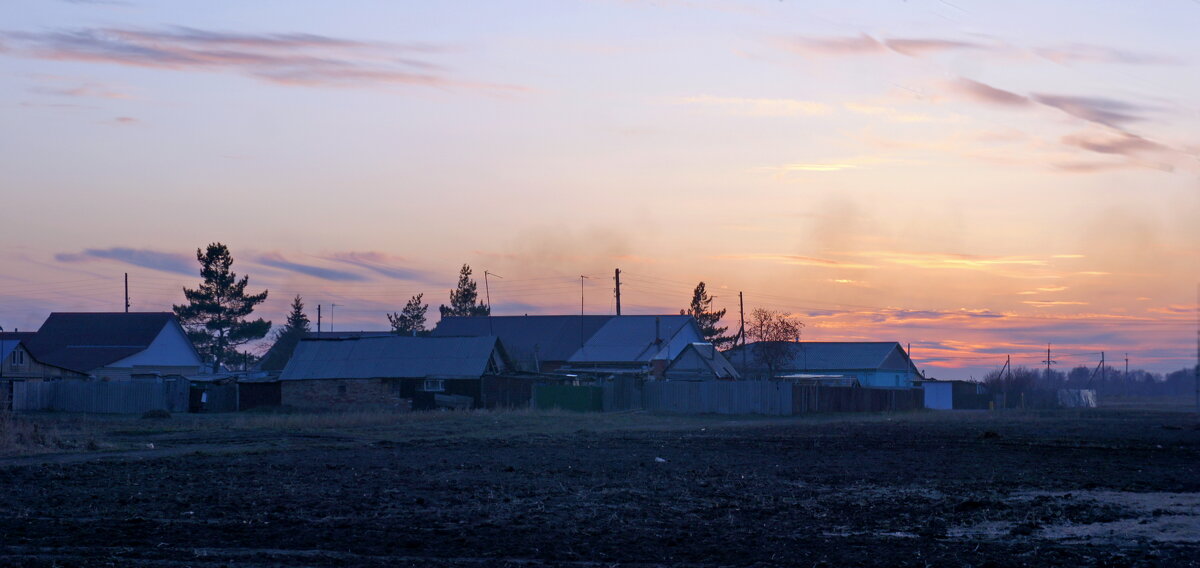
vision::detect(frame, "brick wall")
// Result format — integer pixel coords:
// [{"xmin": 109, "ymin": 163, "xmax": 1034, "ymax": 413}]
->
[{"xmin": 280, "ymin": 379, "xmax": 409, "ymax": 410}]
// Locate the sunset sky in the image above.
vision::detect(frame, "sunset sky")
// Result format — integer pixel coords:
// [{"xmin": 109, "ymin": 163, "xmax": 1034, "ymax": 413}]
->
[{"xmin": 2, "ymin": 0, "xmax": 1198, "ymax": 378}]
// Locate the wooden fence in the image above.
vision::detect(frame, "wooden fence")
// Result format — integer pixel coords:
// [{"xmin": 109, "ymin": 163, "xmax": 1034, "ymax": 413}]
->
[
  {"xmin": 12, "ymin": 378, "xmax": 190, "ymax": 414},
  {"xmin": 533, "ymin": 379, "xmax": 924, "ymax": 415}
]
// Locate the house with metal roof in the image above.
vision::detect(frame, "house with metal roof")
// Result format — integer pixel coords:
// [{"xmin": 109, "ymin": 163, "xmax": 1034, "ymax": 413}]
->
[
  {"xmin": 435, "ymin": 315, "xmax": 718, "ymax": 378},
  {"xmin": 724, "ymin": 341, "xmax": 922, "ymax": 388},
  {"xmin": 279, "ymin": 335, "xmax": 519, "ymax": 410},
  {"xmin": 432, "ymin": 315, "xmax": 612, "ymax": 372},
  {"xmin": 18, "ymin": 313, "xmax": 203, "ymax": 380},
  {"xmin": 563, "ymin": 315, "xmax": 706, "ymax": 376},
  {"xmin": 664, "ymin": 342, "xmax": 740, "ymax": 381}
]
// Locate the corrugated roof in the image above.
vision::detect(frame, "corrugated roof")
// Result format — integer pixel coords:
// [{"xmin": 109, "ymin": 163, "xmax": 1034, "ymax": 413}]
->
[
  {"xmin": 280, "ymin": 335, "xmax": 504, "ymax": 381},
  {"xmin": 568, "ymin": 315, "xmax": 698, "ymax": 363},
  {"xmin": 728, "ymin": 341, "xmax": 918, "ymax": 373},
  {"xmin": 23, "ymin": 312, "xmax": 179, "ymax": 373},
  {"xmin": 432, "ymin": 316, "xmax": 613, "ymax": 365}
]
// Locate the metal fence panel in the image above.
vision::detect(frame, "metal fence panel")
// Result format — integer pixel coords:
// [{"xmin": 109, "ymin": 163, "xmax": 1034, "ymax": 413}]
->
[{"xmin": 11, "ymin": 378, "xmax": 189, "ymax": 414}]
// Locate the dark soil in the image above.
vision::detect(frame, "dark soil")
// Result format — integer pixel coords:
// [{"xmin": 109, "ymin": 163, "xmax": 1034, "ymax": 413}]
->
[{"xmin": 1, "ymin": 410, "xmax": 1198, "ymax": 566}]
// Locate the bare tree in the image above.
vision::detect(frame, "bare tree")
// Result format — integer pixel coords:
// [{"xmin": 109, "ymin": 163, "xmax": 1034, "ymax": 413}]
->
[{"xmin": 747, "ymin": 308, "xmax": 802, "ymax": 378}]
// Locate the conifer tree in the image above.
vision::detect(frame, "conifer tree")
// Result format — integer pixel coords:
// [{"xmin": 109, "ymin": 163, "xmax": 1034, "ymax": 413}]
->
[
  {"xmin": 174, "ymin": 243, "xmax": 270, "ymax": 373},
  {"xmin": 439, "ymin": 264, "xmax": 490, "ymax": 318},
  {"xmin": 681, "ymin": 281, "xmax": 734, "ymax": 349},
  {"xmin": 259, "ymin": 295, "xmax": 310, "ymax": 371},
  {"xmin": 388, "ymin": 293, "xmax": 429, "ymax": 335}
]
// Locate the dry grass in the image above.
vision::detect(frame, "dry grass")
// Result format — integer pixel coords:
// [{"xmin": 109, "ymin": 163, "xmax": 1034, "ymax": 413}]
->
[{"xmin": 0, "ymin": 411, "xmax": 98, "ymax": 455}]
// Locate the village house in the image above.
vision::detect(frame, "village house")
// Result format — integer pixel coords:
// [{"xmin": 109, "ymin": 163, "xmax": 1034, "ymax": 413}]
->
[
  {"xmin": 664, "ymin": 342, "xmax": 740, "ymax": 381},
  {"xmin": 18, "ymin": 312, "xmax": 204, "ymax": 380},
  {"xmin": 432, "ymin": 315, "xmax": 613, "ymax": 372},
  {"xmin": 434, "ymin": 314, "xmax": 734, "ymax": 379},
  {"xmin": 278, "ymin": 335, "xmax": 519, "ymax": 410},
  {"xmin": 725, "ymin": 341, "xmax": 922, "ymax": 388}
]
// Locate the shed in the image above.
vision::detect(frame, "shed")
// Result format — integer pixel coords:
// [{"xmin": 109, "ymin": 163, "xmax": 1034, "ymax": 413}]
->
[{"xmin": 919, "ymin": 379, "xmax": 989, "ymax": 409}]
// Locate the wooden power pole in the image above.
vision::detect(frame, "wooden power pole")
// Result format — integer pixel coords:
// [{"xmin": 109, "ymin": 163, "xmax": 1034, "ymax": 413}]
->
[{"xmin": 614, "ymin": 268, "xmax": 621, "ymax": 316}]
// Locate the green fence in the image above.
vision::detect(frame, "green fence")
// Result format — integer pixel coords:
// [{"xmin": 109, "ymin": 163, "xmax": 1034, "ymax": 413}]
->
[{"xmin": 533, "ymin": 384, "xmax": 603, "ymax": 412}]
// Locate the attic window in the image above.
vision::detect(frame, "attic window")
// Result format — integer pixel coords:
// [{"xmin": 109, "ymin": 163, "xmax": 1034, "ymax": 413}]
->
[{"xmin": 10, "ymin": 349, "xmax": 23, "ymax": 366}]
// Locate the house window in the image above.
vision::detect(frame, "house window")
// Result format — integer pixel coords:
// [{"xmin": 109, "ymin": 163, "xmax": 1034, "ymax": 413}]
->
[
  {"xmin": 10, "ymin": 349, "xmax": 23, "ymax": 366},
  {"xmin": 422, "ymin": 379, "xmax": 445, "ymax": 392}
]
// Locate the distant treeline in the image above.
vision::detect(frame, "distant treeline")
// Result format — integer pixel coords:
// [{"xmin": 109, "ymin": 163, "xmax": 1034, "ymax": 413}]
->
[{"xmin": 984, "ymin": 365, "xmax": 1198, "ymax": 405}]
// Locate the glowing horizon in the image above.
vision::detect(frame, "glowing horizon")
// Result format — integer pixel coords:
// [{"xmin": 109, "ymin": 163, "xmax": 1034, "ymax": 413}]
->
[{"xmin": 1, "ymin": 1, "xmax": 1197, "ymax": 379}]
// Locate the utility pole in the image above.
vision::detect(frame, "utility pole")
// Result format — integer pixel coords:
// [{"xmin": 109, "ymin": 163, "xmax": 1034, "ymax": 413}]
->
[
  {"xmin": 484, "ymin": 271, "xmax": 501, "ymax": 335},
  {"xmin": 1195, "ymin": 283, "xmax": 1199, "ymax": 413},
  {"xmin": 1125, "ymin": 353, "xmax": 1129, "ymax": 380},
  {"xmin": 1043, "ymin": 343, "xmax": 1057, "ymax": 379},
  {"xmin": 613, "ymin": 268, "xmax": 622, "ymax": 316},
  {"xmin": 124, "ymin": 273, "xmax": 130, "ymax": 313},
  {"xmin": 317, "ymin": 304, "xmax": 322, "ymax": 337},
  {"xmin": 483, "ymin": 271, "xmax": 501, "ymax": 310},
  {"xmin": 738, "ymin": 291, "xmax": 746, "ymax": 376},
  {"xmin": 579, "ymin": 275, "xmax": 590, "ymax": 349}
]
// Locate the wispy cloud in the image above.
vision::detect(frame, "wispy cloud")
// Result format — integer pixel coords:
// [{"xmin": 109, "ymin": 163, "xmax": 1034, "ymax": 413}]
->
[
  {"xmin": 883, "ymin": 38, "xmax": 987, "ymax": 57},
  {"xmin": 948, "ymin": 78, "xmax": 1031, "ymax": 107},
  {"xmin": 721, "ymin": 253, "xmax": 876, "ymax": 269},
  {"xmin": 55, "ymin": 247, "xmax": 194, "ymax": 275},
  {"xmin": 326, "ymin": 252, "xmax": 436, "ymax": 282},
  {"xmin": 785, "ymin": 34, "xmax": 886, "ymax": 56},
  {"xmin": 674, "ymin": 95, "xmax": 831, "ymax": 116},
  {"xmin": 784, "ymin": 34, "xmax": 989, "ymax": 58},
  {"xmin": 1061, "ymin": 131, "xmax": 1167, "ymax": 156},
  {"xmin": 29, "ymin": 81, "xmax": 131, "ymax": 99},
  {"xmin": 1, "ymin": 26, "xmax": 522, "ymax": 91},
  {"xmin": 1035, "ymin": 44, "xmax": 1179, "ymax": 65},
  {"xmin": 1022, "ymin": 300, "xmax": 1089, "ymax": 308},
  {"xmin": 257, "ymin": 253, "xmax": 366, "ymax": 282},
  {"xmin": 1030, "ymin": 94, "xmax": 1148, "ymax": 127}
]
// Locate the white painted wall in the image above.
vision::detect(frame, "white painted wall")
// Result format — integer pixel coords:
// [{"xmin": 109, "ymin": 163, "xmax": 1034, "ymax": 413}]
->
[{"xmin": 110, "ymin": 322, "xmax": 202, "ymax": 368}]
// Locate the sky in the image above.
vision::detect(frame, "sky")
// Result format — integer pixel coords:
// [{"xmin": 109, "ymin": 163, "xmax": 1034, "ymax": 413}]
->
[{"xmin": 1, "ymin": 0, "xmax": 1198, "ymax": 379}]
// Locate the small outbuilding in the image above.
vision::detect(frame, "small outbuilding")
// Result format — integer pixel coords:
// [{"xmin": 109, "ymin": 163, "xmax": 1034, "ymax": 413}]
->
[{"xmin": 919, "ymin": 379, "xmax": 990, "ymax": 410}]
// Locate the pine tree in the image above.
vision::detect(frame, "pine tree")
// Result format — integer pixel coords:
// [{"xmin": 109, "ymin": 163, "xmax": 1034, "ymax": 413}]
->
[
  {"xmin": 681, "ymin": 281, "xmax": 734, "ymax": 349},
  {"xmin": 259, "ymin": 295, "xmax": 310, "ymax": 371},
  {"xmin": 388, "ymin": 293, "xmax": 429, "ymax": 335},
  {"xmin": 174, "ymin": 243, "xmax": 270, "ymax": 373},
  {"xmin": 439, "ymin": 264, "xmax": 490, "ymax": 318}
]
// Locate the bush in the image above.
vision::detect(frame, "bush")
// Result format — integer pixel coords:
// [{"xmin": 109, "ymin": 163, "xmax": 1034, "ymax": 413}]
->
[{"xmin": 141, "ymin": 409, "xmax": 172, "ymax": 420}]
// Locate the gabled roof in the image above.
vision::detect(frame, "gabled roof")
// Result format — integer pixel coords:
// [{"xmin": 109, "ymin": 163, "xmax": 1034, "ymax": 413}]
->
[
  {"xmin": 728, "ymin": 341, "xmax": 920, "ymax": 374},
  {"xmin": 0, "ymin": 332, "xmax": 36, "ymax": 361},
  {"xmin": 23, "ymin": 312, "xmax": 185, "ymax": 374},
  {"xmin": 280, "ymin": 335, "xmax": 506, "ymax": 381},
  {"xmin": 432, "ymin": 316, "xmax": 613, "ymax": 364},
  {"xmin": 568, "ymin": 315, "xmax": 699, "ymax": 364},
  {"xmin": 667, "ymin": 342, "xmax": 740, "ymax": 379}
]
